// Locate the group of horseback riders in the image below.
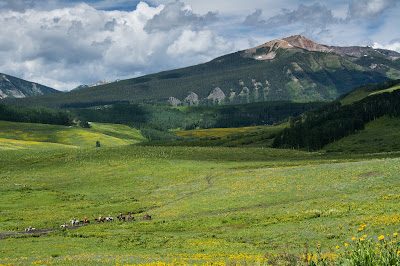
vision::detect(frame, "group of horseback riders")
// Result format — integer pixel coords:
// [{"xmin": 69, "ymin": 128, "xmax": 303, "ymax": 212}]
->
[
  {"xmin": 95, "ymin": 212, "xmax": 151, "ymax": 223},
  {"xmin": 60, "ymin": 212, "xmax": 151, "ymax": 228}
]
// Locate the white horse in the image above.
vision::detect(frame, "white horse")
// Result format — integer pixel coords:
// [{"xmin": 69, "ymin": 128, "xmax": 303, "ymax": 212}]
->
[
  {"xmin": 60, "ymin": 224, "xmax": 68, "ymax": 228},
  {"xmin": 25, "ymin": 227, "xmax": 35, "ymax": 232},
  {"xmin": 69, "ymin": 219, "xmax": 79, "ymax": 226},
  {"xmin": 106, "ymin": 216, "xmax": 114, "ymax": 222}
]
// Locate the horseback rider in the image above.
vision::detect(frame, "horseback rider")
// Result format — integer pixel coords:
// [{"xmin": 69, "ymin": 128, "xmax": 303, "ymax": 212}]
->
[
  {"xmin": 128, "ymin": 212, "xmax": 131, "ymax": 219},
  {"xmin": 119, "ymin": 213, "xmax": 122, "ymax": 219},
  {"xmin": 84, "ymin": 217, "xmax": 87, "ymax": 223}
]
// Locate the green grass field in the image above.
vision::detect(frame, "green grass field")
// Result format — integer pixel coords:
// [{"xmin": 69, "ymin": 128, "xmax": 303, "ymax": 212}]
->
[
  {"xmin": 324, "ymin": 115, "xmax": 400, "ymax": 153},
  {"xmin": 0, "ymin": 121, "xmax": 145, "ymax": 149},
  {"xmin": 1, "ymin": 120, "xmax": 400, "ymax": 265}
]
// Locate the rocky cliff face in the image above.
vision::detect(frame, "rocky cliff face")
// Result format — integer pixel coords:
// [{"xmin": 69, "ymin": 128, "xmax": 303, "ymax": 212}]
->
[
  {"xmin": 207, "ymin": 87, "xmax": 226, "ymax": 103},
  {"xmin": 0, "ymin": 73, "xmax": 60, "ymax": 99},
  {"xmin": 184, "ymin": 92, "xmax": 199, "ymax": 106}
]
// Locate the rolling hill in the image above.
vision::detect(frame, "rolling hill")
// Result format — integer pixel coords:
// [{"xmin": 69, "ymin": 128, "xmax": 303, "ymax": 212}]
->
[
  {"xmin": 0, "ymin": 120, "xmax": 145, "ymax": 150},
  {"xmin": 272, "ymin": 79, "xmax": 400, "ymax": 151},
  {"xmin": 3, "ymin": 35, "xmax": 400, "ymax": 108},
  {"xmin": 0, "ymin": 73, "xmax": 60, "ymax": 99}
]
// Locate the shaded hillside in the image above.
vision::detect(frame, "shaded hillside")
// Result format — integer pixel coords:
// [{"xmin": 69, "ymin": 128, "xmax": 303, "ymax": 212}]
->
[
  {"xmin": 3, "ymin": 36, "xmax": 399, "ymax": 108},
  {"xmin": 272, "ymin": 79, "xmax": 400, "ymax": 151},
  {"xmin": 0, "ymin": 73, "xmax": 60, "ymax": 99},
  {"xmin": 70, "ymin": 101, "xmax": 325, "ymax": 130}
]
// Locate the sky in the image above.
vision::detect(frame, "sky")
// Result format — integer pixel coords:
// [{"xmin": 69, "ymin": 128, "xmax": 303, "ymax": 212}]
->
[{"xmin": 0, "ymin": 0, "xmax": 399, "ymax": 91}]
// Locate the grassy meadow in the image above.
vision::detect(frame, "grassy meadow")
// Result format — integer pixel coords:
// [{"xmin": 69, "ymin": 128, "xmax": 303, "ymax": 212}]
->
[
  {"xmin": 0, "ymin": 121, "xmax": 145, "ymax": 149},
  {"xmin": 1, "ymin": 120, "xmax": 400, "ymax": 265},
  {"xmin": 324, "ymin": 115, "xmax": 400, "ymax": 153}
]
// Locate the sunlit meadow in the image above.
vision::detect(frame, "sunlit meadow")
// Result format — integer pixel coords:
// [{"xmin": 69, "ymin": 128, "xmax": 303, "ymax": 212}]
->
[{"xmin": 1, "ymin": 121, "xmax": 400, "ymax": 264}]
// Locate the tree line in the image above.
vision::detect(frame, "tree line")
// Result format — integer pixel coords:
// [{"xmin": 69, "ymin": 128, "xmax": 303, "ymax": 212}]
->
[
  {"xmin": 273, "ymin": 84, "xmax": 400, "ymax": 151},
  {"xmin": 0, "ymin": 104, "xmax": 72, "ymax": 125}
]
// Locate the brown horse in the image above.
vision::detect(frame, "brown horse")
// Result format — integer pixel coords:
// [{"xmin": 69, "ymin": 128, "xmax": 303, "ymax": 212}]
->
[
  {"xmin": 95, "ymin": 218, "xmax": 105, "ymax": 223},
  {"xmin": 143, "ymin": 215, "xmax": 151, "ymax": 220},
  {"xmin": 80, "ymin": 220, "xmax": 90, "ymax": 224},
  {"xmin": 118, "ymin": 215, "xmax": 135, "ymax": 221}
]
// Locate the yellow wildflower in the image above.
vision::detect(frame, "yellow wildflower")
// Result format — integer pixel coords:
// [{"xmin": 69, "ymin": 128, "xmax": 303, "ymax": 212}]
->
[
  {"xmin": 378, "ymin": 235, "xmax": 385, "ymax": 241},
  {"xmin": 393, "ymin": 232, "xmax": 398, "ymax": 238}
]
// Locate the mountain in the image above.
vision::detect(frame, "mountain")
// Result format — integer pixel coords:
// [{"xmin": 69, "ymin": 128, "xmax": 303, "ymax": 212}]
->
[
  {"xmin": 72, "ymin": 79, "xmax": 111, "ymax": 91},
  {"xmin": 2, "ymin": 35, "xmax": 400, "ymax": 108},
  {"xmin": 0, "ymin": 73, "xmax": 60, "ymax": 99}
]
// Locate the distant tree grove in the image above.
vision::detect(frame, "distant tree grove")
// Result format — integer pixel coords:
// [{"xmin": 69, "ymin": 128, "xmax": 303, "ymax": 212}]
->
[{"xmin": 0, "ymin": 104, "xmax": 72, "ymax": 126}]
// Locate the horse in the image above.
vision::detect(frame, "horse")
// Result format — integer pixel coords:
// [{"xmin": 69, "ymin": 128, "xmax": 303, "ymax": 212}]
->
[
  {"xmin": 25, "ymin": 227, "xmax": 35, "ymax": 232},
  {"xmin": 60, "ymin": 224, "xmax": 68, "ymax": 228},
  {"xmin": 118, "ymin": 215, "xmax": 134, "ymax": 221},
  {"xmin": 143, "ymin": 215, "xmax": 151, "ymax": 220},
  {"xmin": 106, "ymin": 217, "xmax": 114, "ymax": 222},
  {"xmin": 95, "ymin": 217, "xmax": 105, "ymax": 223},
  {"xmin": 69, "ymin": 219, "xmax": 79, "ymax": 226},
  {"xmin": 80, "ymin": 219, "xmax": 90, "ymax": 224}
]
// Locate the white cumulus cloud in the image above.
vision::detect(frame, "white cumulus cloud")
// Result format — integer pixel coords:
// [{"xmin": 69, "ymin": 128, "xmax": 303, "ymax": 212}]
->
[
  {"xmin": 0, "ymin": 1, "xmax": 234, "ymax": 91},
  {"xmin": 373, "ymin": 42, "xmax": 400, "ymax": 53}
]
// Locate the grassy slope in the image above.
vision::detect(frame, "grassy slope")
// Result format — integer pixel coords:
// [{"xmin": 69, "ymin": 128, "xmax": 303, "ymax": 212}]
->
[
  {"xmin": 324, "ymin": 115, "xmax": 400, "ymax": 153},
  {"xmin": 0, "ymin": 121, "xmax": 145, "ymax": 149},
  {"xmin": 340, "ymin": 79, "xmax": 400, "ymax": 105},
  {"xmin": 170, "ymin": 123, "xmax": 288, "ymax": 147},
  {"xmin": 369, "ymin": 83, "xmax": 400, "ymax": 96},
  {"xmin": 1, "ymin": 144, "xmax": 400, "ymax": 264}
]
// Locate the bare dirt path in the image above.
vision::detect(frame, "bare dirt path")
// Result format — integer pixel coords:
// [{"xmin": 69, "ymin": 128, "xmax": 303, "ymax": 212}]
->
[{"xmin": 0, "ymin": 226, "xmax": 81, "ymax": 239}]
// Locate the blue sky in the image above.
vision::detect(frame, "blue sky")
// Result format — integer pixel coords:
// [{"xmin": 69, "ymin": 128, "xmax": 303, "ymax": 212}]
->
[{"xmin": 0, "ymin": 0, "xmax": 399, "ymax": 91}]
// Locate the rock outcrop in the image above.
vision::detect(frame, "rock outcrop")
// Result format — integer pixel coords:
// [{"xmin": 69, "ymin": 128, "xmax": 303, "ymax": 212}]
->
[
  {"xmin": 207, "ymin": 87, "xmax": 226, "ymax": 103},
  {"xmin": 168, "ymin": 97, "xmax": 181, "ymax": 107},
  {"xmin": 184, "ymin": 92, "xmax": 199, "ymax": 106}
]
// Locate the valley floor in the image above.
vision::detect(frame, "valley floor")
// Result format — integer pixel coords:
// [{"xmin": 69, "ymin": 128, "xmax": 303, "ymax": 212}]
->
[{"xmin": 1, "ymin": 142, "xmax": 400, "ymax": 265}]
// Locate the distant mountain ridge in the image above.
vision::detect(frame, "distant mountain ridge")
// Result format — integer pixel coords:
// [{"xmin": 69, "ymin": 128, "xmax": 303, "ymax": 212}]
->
[
  {"xmin": 72, "ymin": 79, "xmax": 111, "ymax": 91},
  {"xmin": 0, "ymin": 73, "xmax": 60, "ymax": 99},
  {"xmin": 2, "ymin": 35, "xmax": 400, "ymax": 108},
  {"xmin": 245, "ymin": 35, "xmax": 400, "ymax": 61}
]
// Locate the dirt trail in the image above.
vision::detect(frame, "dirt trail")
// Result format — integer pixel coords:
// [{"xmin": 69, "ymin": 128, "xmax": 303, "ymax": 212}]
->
[{"xmin": 0, "ymin": 226, "xmax": 81, "ymax": 239}]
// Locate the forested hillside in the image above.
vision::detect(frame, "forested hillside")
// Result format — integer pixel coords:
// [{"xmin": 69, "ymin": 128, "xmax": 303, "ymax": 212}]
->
[{"xmin": 272, "ymin": 79, "xmax": 400, "ymax": 151}]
